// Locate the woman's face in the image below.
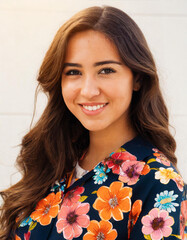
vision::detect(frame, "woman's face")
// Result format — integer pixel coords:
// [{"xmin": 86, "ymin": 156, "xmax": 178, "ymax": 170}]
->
[{"xmin": 61, "ymin": 30, "xmax": 139, "ymax": 132}]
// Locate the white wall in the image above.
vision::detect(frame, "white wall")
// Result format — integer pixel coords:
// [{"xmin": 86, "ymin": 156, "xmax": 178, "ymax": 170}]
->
[{"xmin": 0, "ymin": 0, "xmax": 187, "ymax": 190}]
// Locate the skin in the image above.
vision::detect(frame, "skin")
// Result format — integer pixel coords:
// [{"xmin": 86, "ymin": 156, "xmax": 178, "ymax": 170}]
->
[{"xmin": 61, "ymin": 30, "xmax": 140, "ymax": 170}]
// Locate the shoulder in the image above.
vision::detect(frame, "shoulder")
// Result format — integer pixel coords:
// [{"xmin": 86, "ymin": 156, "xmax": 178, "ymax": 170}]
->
[{"xmin": 104, "ymin": 136, "xmax": 185, "ymax": 195}]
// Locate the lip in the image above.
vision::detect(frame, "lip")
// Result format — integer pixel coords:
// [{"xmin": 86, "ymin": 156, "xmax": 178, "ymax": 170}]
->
[
  {"xmin": 79, "ymin": 103, "xmax": 108, "ymax": 115},
  {"xmin": 79, "ymin": 102, "xmax": 107, "ymax": 106}
]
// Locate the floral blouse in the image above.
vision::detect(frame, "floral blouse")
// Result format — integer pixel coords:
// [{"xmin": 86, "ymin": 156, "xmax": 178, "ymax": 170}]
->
[{"xmin": 15, "ymin": 136, "xmax": 187, "ymax": 240}]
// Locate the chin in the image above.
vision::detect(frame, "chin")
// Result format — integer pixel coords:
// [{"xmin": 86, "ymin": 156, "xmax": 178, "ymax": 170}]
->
[
  {"xmin": 80, "ymin": 122, "xmax": 107, "ymax": 132},
  {"xmin": 82, "ymin": 126, "xmax": 104, "ymax": 132}
]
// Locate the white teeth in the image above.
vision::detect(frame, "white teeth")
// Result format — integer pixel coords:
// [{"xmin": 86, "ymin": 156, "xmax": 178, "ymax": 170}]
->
[{"xmin": 82, "ymin": 104, "xmax": 106, "ymax": 111}]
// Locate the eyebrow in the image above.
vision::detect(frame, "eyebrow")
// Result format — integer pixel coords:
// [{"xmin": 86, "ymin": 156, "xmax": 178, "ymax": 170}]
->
[
  {"xmin": 94, "ymin": 61, "xmax": 122, "ymax": 67},
  {"xmin": 63, "ymin": 60, "xmax": 122, "ymax": 69}
]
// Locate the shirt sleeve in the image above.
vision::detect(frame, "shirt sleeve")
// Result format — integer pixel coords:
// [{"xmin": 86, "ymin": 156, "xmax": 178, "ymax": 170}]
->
[{"xmin": 128, "ymin": 158, "xmax": 185, "ymax": 240}]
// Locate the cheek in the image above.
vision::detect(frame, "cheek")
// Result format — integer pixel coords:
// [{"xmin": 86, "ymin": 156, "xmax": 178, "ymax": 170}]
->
[
  {"xmin": 112, "ymin": 84, "xmax": 134, "ymax": 111},
  {"xmin": 108, "ymin": 82, "xmax": 133, "ymax": 100},
  {"xmin": 61, "ymin": 82, "xmax": 70, "ymax": 105},
  {"xmin": 61, "ymin": 82, "xmax": 77, "ymax": 108}
]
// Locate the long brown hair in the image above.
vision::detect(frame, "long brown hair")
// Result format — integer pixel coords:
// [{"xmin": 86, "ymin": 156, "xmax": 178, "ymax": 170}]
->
[{"xmin": 0, "ymin": 6, "xmax": 177, "ymax": 239}]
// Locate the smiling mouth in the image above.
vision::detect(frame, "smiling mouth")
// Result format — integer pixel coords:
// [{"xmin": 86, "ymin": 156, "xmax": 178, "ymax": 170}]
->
[{"xmin": 81, "ymin": 103, "xmax": 108, "ymax": 111}]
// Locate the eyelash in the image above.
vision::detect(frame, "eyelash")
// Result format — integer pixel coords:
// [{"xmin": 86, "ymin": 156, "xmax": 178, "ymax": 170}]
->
[
  {"xmin": 65, "ymin": 70, "xmax": 81, "ymax": 76},
  {"xmin": 65, "ymin": 68, "xmax": 116, "ymax": 76},
  {"xmin": 99, "ymin": 68, "xmax": 116, "ymax": 74}
]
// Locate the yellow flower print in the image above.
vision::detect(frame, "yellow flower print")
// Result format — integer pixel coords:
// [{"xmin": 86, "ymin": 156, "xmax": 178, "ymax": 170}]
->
[
  {"xmin": 155, "ymin": 167, "xmax": 178, "ymax": 184},
  {"xmin": 155, "ymin": 167, "xmax": 184, "ymax": 192}
]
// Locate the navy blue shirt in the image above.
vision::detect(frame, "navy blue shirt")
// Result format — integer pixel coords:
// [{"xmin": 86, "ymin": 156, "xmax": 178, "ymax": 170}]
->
[{"xmin": 15, "ymin": 136, "xmax": 187, "ymax": 240}]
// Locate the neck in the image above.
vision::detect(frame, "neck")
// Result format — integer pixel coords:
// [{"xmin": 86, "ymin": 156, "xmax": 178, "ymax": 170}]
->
[{"xmin": 79, "ymin": 117, "xmax": 137, "ymax": 170}]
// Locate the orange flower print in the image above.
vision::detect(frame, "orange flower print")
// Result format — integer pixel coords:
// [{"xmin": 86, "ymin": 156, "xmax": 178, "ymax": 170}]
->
[
  {"xmin": 30, "ymin": 192, "xmax": 62, "ymax": 225},
  {"xmin": 93, "ymin": 181, "xmax": 132, "ymax": 221},
  {"xmin": 141, "ymin": 164, "xmax": 150, "ymax": 175},
  {"xmin": 128, "ymin": 200, "xmax": 142, "ymax": 239},
  {"xmin": 15, "ymin": 235, "xmax": 21, "ymax": 240},
  {"xmin": 83, "ymin": 220, "xmax": 117, "ymax": 240}
]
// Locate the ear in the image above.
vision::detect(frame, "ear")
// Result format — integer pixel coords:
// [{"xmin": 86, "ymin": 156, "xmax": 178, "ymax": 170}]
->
[{"xmin": 133, "ymin": 74, "xmax": 141, "ymax": 91}]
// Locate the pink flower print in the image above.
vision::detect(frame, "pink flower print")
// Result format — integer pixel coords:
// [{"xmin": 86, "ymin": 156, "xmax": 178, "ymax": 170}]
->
[
  {"xmin": 104, "ymin": 151, "xmax": 137, "ymax": 174},
  {"xmin": 56, "ymin": 202, "xmax": 90, "ymax": 240},
  {"xmin": 119, "ymin": 160, "xmax": 145, "ymax": 185},
  {"xmin": 141, "ymin": 208, "xmax": 174, "ymax": 240},
  {"xmin": 180, "ymin": 200, "xmax": 187, "ymax": 238},
  {"xmin": 63, "ymin": 187, "xmax": 84, "ymax": 206},
  {"xmin": 152, "ymin": 148, "xmax": 171, "ymax": 166},
  {"xmin": 173, "ymin": 174, "xmax": 184, "ymax": 192},
  {"xmin": 24, "ymin": 232, "xmax": 31, "ymax": 240}
]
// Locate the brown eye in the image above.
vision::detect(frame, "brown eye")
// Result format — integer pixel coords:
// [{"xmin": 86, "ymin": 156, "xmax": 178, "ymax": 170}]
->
[
  {"xmin": 99, "ymin": 68, "xmax": 116, "ymax": 74},
  {"xmin": 65, "ymin": 70, "xmax": 81, "ymax": 75}
]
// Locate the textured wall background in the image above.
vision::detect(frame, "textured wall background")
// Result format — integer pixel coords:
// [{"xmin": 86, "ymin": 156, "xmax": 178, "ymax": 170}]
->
[{"xmin": 0, "ymin": 0, "xmax": 187, "ymax": 191}]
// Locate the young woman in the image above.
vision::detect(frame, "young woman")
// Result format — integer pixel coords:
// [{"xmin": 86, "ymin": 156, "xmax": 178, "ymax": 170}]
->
[{"xmin": 0, "ymin": 6, "xmax": 186, "ymax": 240}]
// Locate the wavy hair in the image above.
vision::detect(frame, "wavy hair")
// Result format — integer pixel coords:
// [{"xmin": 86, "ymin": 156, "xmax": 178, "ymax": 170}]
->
[{"xmin": 0, "ymin": 6, "xmax": 177, "ymax": 239}]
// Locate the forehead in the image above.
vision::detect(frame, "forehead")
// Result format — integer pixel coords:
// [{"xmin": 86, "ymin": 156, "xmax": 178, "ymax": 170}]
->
[{"xmin": 64, "ymin": 30, "xmax": 121, "ymax": 62}]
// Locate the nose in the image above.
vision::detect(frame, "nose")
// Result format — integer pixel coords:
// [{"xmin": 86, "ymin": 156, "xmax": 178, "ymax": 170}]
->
[{"xmin": 80, "ymin": 75, "xmax": 100, "ymax": 99}]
